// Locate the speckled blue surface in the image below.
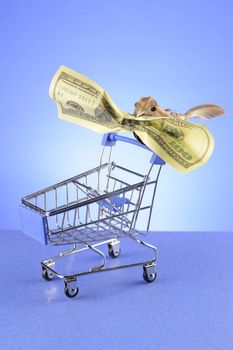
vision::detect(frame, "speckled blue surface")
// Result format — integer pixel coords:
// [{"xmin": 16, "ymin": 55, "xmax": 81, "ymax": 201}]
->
[{"xmin": 0, "ymin": 230, "xmax": 232, "ymax": 350}]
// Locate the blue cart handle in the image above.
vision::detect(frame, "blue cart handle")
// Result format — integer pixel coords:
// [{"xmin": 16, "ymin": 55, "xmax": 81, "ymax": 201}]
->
[{"xmin": 101, "ymin": 133, "xmax": 165, "ymax": 166}]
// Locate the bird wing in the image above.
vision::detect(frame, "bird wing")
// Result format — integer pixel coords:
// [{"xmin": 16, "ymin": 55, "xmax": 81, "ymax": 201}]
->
[{"xmin": 184, "ymin": 104, "xmax": 225, "ymax": 120}]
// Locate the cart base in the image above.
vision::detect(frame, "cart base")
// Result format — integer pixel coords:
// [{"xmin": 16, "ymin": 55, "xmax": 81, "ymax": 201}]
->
[{"xmin": 41, "ymin": 237, "xmax": 157, "ymax": 298}]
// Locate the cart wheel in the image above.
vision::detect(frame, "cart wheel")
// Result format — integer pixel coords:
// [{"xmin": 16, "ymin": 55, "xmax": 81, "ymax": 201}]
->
[
  {"xmin": 108, "ymin": 240, "xmax": 121, "ymax": 258},
  {"xmin": 143, "ymin": 265, "xmax": 157, "ymax": 283},
  {"xmin": 108, "ymin": 246, "xmax": 121, "ymax": 258},
  {"xmin": 42, "ymin": 267, "xmax": 55, "ymax": 281},
  {"xmin": 64, "ymin": 285, "xmax": 79, "ymax": 298},
  {"xmin": 143, "ymin": 271, "xmax": 157, "ymax": 283}
]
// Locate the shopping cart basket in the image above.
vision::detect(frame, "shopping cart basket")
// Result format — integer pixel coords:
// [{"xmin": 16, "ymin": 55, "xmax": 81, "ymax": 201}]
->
[{"xmin": 20, "ymin": 132, "xmax": 165, "ymax": 298}]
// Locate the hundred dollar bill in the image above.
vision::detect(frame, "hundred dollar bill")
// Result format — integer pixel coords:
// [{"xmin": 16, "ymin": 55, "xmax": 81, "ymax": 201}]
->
[
  {"xmin": 49, "ymin": 65, "xmax": 215, "ymax": 173},
  {"xmin": 49, "ymin": 65, "xmax": 128, "ymax": 133},
  {"xmin": 133, "ymin": 118, "xmax": 214, "ymax": 173}
]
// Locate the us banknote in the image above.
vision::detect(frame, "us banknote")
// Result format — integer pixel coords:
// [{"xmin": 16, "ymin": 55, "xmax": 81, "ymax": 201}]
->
[{"xmin": 49, "ymin": 65, "xmax": 215, "ymax": 173}]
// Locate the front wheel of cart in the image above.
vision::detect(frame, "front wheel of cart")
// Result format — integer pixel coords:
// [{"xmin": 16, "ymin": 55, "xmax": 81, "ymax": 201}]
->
[
  {"xmin": 64, "ymin": 279, "xmax": 79, "ymax": 298},
  {"xmin": 64, "ymin": 285, "xmax": 79, "ymax": 298},
  {"xmin": 42, "ymin": 267, "xmax": 55, "ymax": 281}
]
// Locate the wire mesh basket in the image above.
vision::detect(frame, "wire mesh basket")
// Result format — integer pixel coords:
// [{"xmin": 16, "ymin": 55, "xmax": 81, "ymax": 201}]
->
[{"xmin": 20, "ymin": 132, "xmax": 165, "ymax": 298}]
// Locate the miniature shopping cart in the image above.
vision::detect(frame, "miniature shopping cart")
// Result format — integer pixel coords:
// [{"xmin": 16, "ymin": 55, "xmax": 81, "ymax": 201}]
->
[{"xmin": 20, "ymin": 133, "xmax": 165, "ymax": 298}]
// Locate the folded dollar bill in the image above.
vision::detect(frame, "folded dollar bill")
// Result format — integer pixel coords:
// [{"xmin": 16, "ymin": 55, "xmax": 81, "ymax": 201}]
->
[{"xmin": 49, "ymin": 65, "xmax": 216, "ymax": 173}]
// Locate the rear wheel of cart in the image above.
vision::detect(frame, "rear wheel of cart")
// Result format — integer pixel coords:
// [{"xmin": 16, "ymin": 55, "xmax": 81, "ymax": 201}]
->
[
  {"xmin": 108, "ymin": 246, "xmax": 121, "ymax": 258},
  {"xmin": 42, "ymin": 267, "xmax": 55, "ymax": 281},
  {"xmin": 108, "ymin": 240, "xmax": 121, "ymax": 258},
  {"xmin": 143, "ymin": 265, "xmax": 157, "ymax": 283},
  {"xmin": 143, "ymin": 271, "xmax": 157, "ymax": 282}
]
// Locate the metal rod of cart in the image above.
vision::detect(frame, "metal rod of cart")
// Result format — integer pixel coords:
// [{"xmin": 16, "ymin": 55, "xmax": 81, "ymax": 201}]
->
[{"xmin": 20, "ymin": 132, "xmax": 165, "ymax": 298}]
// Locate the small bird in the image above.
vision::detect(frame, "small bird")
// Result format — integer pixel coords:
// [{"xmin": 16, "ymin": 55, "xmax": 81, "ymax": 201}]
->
[
  {"xmin": 134, "ymin": 96, "xmax": 224, "ymax": 120},
  {"xmin": 133, "ymin": 96, "xmax": 225, "ymax": 144}
]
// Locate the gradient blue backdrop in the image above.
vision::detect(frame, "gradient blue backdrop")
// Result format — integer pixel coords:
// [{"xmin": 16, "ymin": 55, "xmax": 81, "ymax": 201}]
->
[{"xmin": 1, "ymin": 0, "xmax": 232, "ymax": 231}]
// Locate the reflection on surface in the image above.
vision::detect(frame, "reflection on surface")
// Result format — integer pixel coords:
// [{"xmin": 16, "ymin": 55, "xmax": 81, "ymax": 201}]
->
[{"xmin": 45, "ymin": 284, "xmax": 58, "ymax": 303}]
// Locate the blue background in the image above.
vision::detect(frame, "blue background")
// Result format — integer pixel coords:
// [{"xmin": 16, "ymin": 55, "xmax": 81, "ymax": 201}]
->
[
  {"xmin": 1, "ymin": 0, "xmax": 232, "ymax": 231},
  {"xmin": 1, "ymin": 2, "xmax": 233, "ymax": 350}
]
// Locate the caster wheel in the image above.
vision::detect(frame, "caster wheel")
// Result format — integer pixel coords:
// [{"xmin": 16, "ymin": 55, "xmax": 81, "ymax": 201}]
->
[
  {"xmin": 143, "ymin": 271, "xmax": 157, "ymax": 282},
  {"xmin": 143, "ymin": 265, "xmax": 157, "ymax": 283},
  {"xmin": 64, "ymin": 285, "xmax": 79, "ymax": 298},
  {"xmin": 108, "ymin": 246, "xmax": 121, "ymax": 258},
  {"xmin": 42, "ymin": 267, "xmax": 54, "ymax": 281}
]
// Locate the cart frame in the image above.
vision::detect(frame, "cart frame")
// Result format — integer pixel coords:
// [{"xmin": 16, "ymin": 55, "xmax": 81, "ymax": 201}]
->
[{"xmin": 20, "ymin": 132, "xmax": 165, "ymax": 298}]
